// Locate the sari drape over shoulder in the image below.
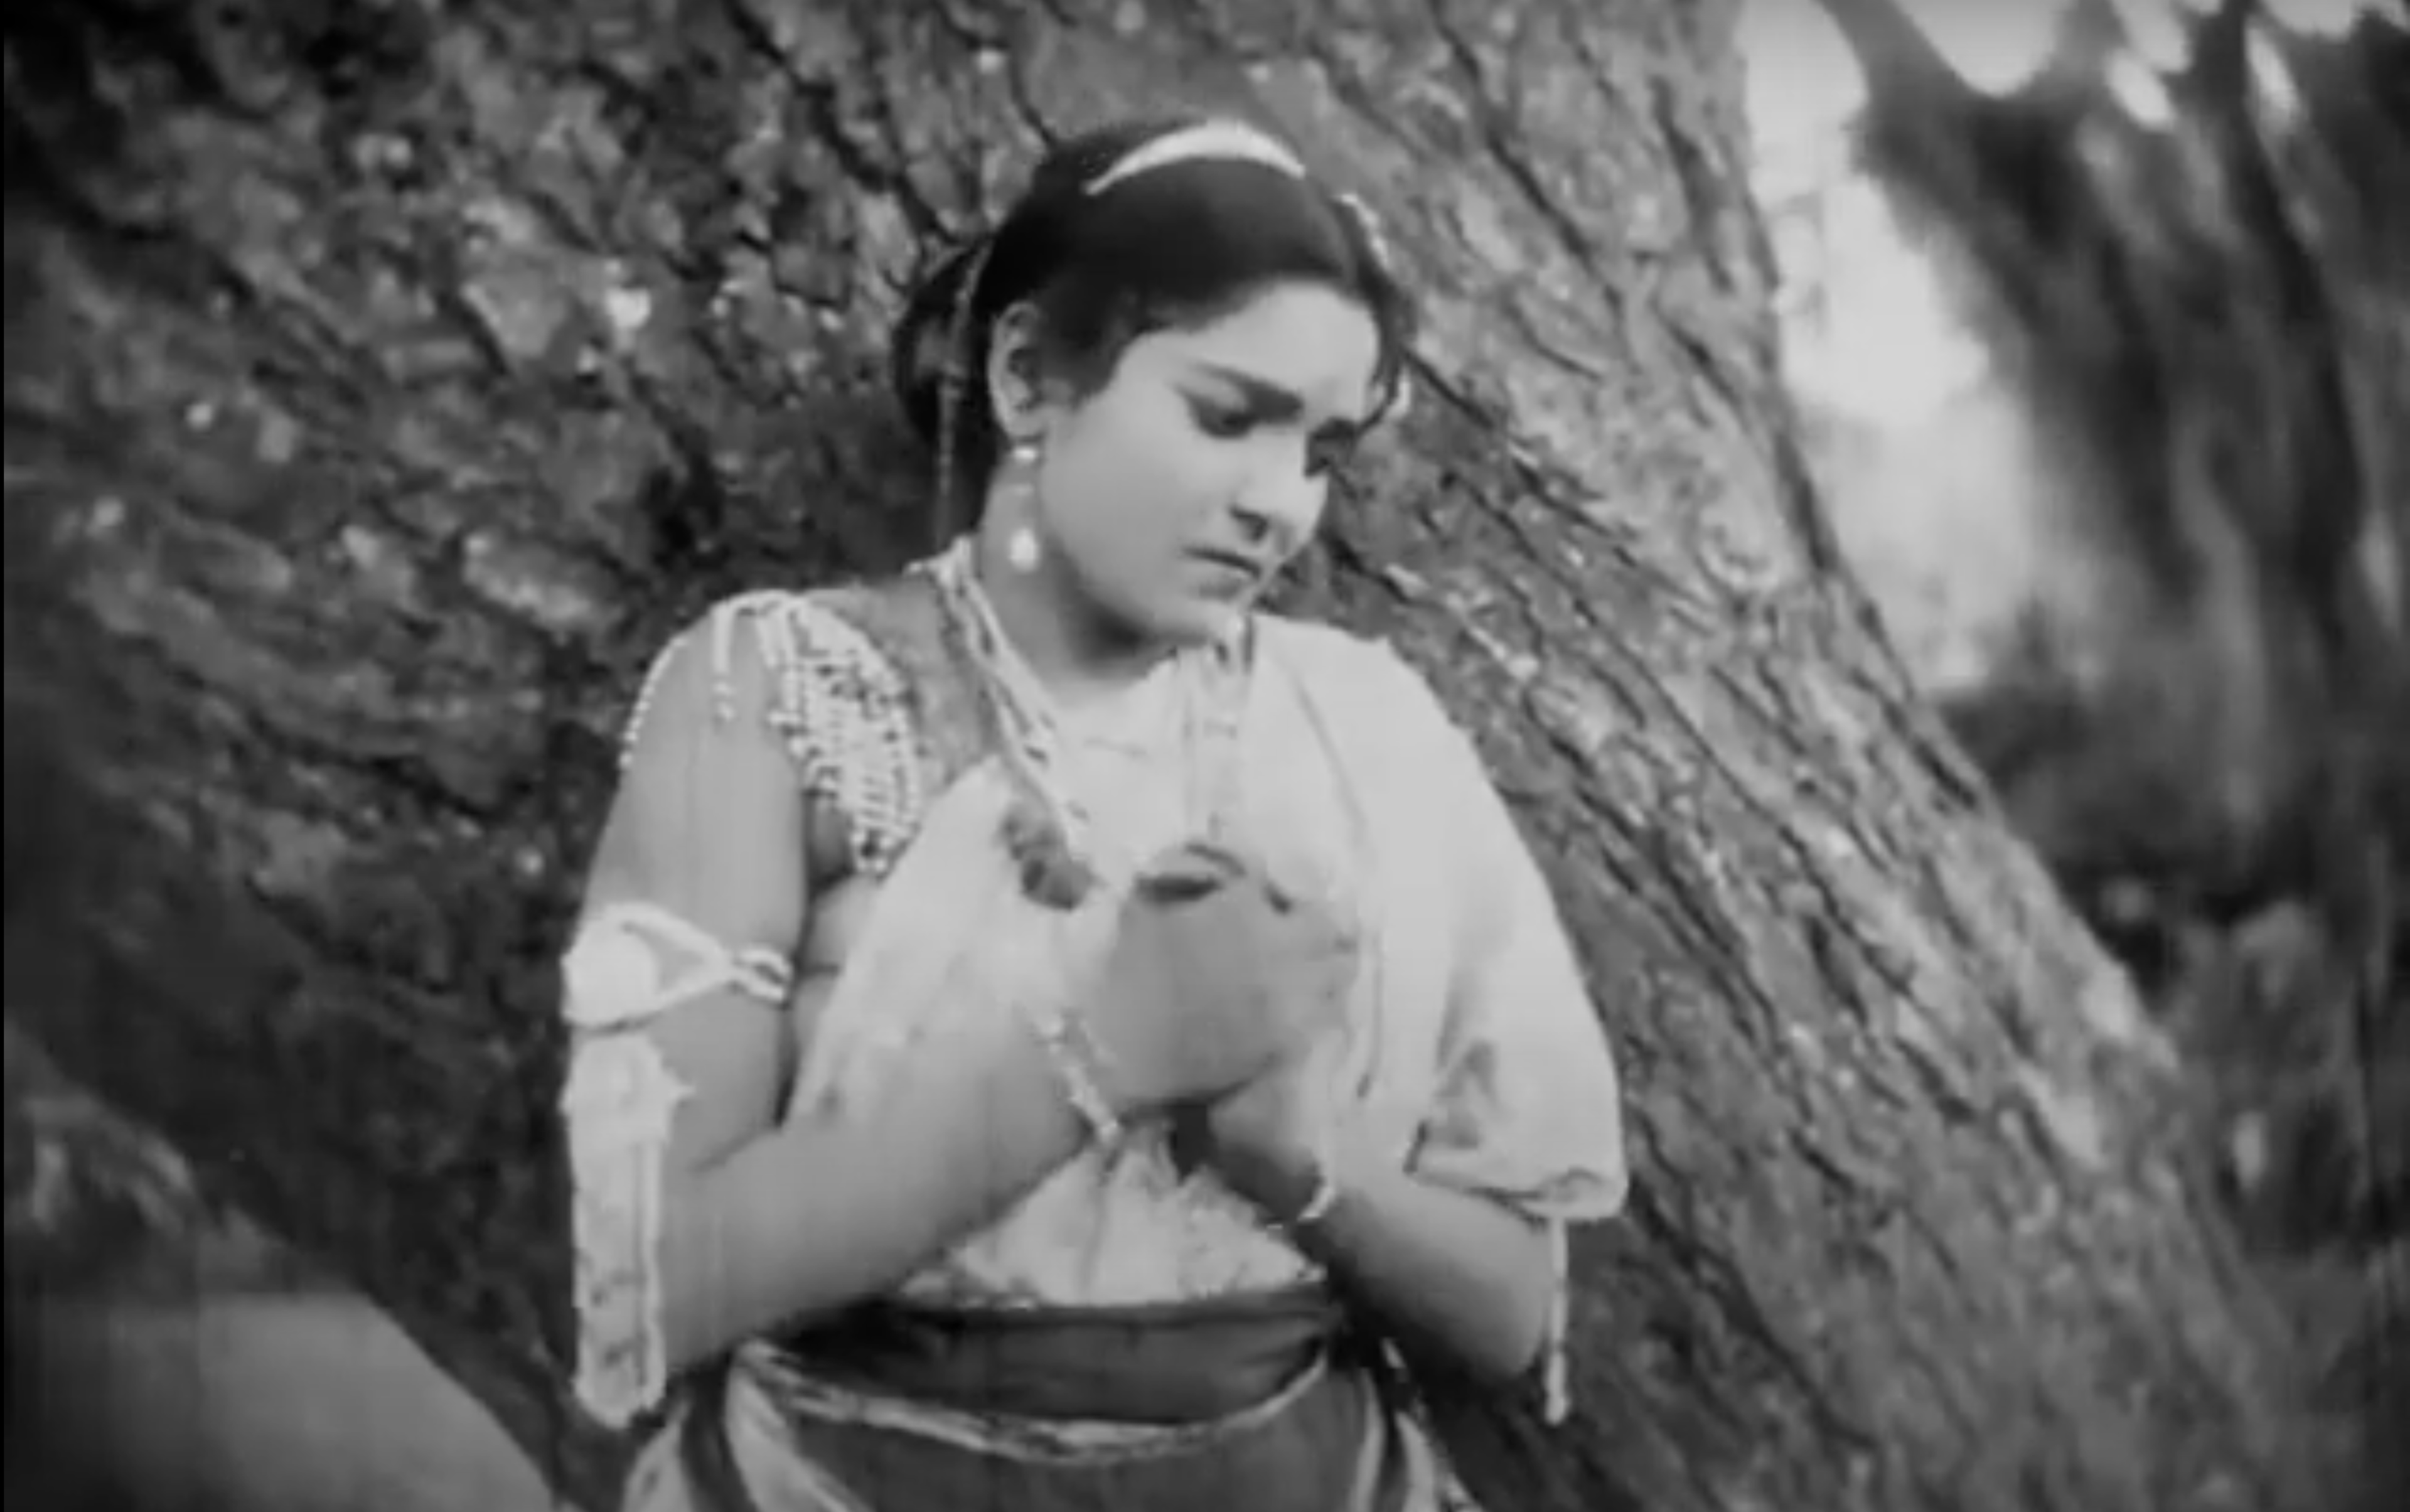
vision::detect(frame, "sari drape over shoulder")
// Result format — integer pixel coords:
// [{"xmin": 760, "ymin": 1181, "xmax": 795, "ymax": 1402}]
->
[{"xmin": 573, "ymin": 561, "xmax": 1627, "ymax": 1512}]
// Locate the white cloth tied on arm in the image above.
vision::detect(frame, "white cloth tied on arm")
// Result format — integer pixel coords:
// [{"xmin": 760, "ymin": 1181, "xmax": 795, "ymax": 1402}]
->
[
  {"xmin": 562, "ymin": 902, "xmax": 795, "ymax": 1032},
  {"xmin": 561, "ymin": 901, "xmax": 796, "ymax": 1427}
]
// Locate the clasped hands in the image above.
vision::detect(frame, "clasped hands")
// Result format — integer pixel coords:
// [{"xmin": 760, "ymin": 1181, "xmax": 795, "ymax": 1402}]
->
[{"xmin": 1074, "ymin": 838, "xmax": 1356, "ymax": 1217}]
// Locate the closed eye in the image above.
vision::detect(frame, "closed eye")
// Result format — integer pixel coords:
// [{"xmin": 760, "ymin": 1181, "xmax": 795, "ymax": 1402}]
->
[
  {"xmin": 1183, "ymin": 364, "xmax": 1367, "ymax": 476},
  {"xmin": 1187, "ymin": 396, "xmax": 1255, "ymax": 439}
]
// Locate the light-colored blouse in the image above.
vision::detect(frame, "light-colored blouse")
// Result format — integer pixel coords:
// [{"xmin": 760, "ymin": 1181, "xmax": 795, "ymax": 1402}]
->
[{"xmin": 564, "ymin": 571, "xmax": 1628, "ymax": 1445}]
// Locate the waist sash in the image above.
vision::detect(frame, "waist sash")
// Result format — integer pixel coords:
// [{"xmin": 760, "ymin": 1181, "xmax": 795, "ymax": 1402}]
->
[{"xmin": 679, "ymin": 1287, "xmax": 1403, "ymax": 1511}]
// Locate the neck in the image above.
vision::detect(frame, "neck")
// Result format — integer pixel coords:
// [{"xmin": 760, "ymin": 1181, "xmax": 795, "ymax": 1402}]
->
[{"xmin": 966, "ymin": 525, "xmax": 1169, "ymax": 711}]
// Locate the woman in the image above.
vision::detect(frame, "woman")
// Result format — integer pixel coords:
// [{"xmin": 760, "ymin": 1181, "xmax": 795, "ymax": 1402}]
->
[{"xmin": 559, "ymin": 115, "xmax": 1628, "ymax": 1511}]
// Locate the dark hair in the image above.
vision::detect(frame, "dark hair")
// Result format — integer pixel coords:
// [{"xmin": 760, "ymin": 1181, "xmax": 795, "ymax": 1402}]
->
[{"xmin": 889, "ymin": 117, "xmax": 1417, "ymax": 543}]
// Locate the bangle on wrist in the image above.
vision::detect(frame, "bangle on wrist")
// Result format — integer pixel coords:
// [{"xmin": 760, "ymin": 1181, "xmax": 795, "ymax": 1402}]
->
[
  {"xmin": 1019, "ymin": 999, "xmax": 1127, "ymax": 1148},
  {"xmin": 1275, "ymin": 1139, "xmax": 1340, "ymax": 1234}
]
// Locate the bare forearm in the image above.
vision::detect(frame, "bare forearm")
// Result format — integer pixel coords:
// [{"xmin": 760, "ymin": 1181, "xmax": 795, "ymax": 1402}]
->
[
  {"xmin": 660, "ymin": 1017, "xmax": 1086, "ymax": 1368},
  {"xmin": 1237, "ymin": 1140, "xmax": 1553, "ymax": 1383}
]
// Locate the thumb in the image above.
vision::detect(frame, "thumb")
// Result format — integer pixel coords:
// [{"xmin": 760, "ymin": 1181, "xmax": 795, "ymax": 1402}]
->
[
  {"xmin": 1216, "ymin": 822, "xmax": 1338, "ymax": 915},
  {"xmin": 1135, "ymin": 841, "xmax": 1245, "ymax": 904}
]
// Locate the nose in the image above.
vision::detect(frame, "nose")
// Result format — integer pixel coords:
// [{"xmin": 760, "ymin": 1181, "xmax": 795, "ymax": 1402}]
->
[{"xmin": 1228, "ymin": 450, "xmax": 1327, "ymax": 550}]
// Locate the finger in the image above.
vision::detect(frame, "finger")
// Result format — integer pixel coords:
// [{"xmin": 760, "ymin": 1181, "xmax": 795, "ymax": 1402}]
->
[
  {"xmin": 1267, "ymin": 898, "xmax": 1354, "ymax": 952},
  {"xmin": 1250, "ymin": 857, "xmax": 1313, "ymax": 914},
  {"xmin": 1135, "ymin": 844, "xmax": 1244, "ymax": 903},
  {"xmin": 1243, "ymin": 862, "xmax": 1336, "ymax": 920},
  {"xmin": 1136, "ymin": 867, "xmax": 1226, "ymax": 904},
  {"xmin": 1293, "ymin": 947, "xmax": 1359, "ymax": 1008},
  {"xmin": 1191, "ymin": 822, "xmax": 1307, "ymax": 894},
  {"xmin": 1167, "ymin": 839, "xmax": 1250, "ymax": 876}
]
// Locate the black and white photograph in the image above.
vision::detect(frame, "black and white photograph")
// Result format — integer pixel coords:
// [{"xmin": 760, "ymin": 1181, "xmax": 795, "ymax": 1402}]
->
[{"xmin": 4, "ymin": 1, "xmax": 2402, "ymax": 1508}]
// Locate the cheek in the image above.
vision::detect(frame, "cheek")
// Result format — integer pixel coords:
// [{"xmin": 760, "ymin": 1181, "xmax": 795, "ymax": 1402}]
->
[
  {"xmin": 1050, "ymin": 397, "xmax": 1229, "ymax": 549},
  {"xmin": 1264, "ymin": 468, "xmax": 1334, "ymax": 532}
]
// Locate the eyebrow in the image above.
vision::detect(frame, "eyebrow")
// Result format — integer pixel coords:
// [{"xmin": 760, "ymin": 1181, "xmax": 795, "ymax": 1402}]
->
[{"xmin": 1192, "ymin": 362, "xmax": 1303, "ymax": 416}]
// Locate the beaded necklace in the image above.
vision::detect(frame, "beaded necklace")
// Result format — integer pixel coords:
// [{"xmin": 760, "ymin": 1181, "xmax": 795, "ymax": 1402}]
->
[{"xmin": 919, "ymin": 539, "xmax": 1251, "ymax": 909}]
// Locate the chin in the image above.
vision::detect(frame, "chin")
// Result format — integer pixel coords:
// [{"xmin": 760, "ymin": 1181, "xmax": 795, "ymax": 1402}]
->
[{"xmin": 1145, "ymin": 599, "xmax": 1250, "ymax": 649}]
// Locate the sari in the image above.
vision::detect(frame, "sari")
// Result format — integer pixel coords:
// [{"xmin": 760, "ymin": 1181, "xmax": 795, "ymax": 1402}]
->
[{"xmin": 567, "ymin": 547, "xmax": 1628, "ymax": 1511}]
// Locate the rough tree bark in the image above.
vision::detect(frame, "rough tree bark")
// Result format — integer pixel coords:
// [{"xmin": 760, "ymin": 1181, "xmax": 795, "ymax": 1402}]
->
[
  {"xmin": 1809, "ymin": 8, "xmax": 2406, "ymax": 1499},
  {"xmin": 0, "ymin": 1, "xmax": 2327, "ymax": 1509}
]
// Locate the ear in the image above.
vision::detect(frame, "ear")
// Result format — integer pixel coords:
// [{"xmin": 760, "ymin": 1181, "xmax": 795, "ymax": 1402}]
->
[{"xmin": 982, "ymin": 301, "xmax": 1056, "ymax": 442}]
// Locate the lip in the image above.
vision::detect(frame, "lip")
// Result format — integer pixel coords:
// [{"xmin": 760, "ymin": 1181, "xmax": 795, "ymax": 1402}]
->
[{"xmin": 1186, "ymin": 547, "xmax": 1265, "ymax": 579}]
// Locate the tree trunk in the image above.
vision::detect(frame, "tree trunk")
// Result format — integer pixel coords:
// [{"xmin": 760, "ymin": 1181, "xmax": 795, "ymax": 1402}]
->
[{"xmin": 0, "ymin": 1, "xmax": 2327, "ymax": 1508}]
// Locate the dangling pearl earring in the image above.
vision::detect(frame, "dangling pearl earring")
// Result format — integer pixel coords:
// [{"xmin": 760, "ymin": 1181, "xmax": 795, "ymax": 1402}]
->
[
  {"xmin": 1005, "ymin": 525, "xmax": 1042, "ymax": 572},
  {"xmin": 1002, "ymin": 438, "xmax": 1043, "ymax": 572}
]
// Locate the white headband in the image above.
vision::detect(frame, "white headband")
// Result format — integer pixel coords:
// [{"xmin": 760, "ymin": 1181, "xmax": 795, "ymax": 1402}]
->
[
  {"xmin": 1083, "ymin": 119, "xmax": 1309, "ymax": 196},
  {"xmin": 1071, "ymin": 119, "xmax": 1411, "ymax": 422}
]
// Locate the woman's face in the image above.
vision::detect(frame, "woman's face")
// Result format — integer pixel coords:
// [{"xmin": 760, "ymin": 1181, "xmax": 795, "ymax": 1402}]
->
[{"xmin": 1026, "ymin": 279, "xmax": 1386, "ymax": 645}]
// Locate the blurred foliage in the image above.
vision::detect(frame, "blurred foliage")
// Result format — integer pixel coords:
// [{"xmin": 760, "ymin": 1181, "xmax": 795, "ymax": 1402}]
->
[{"xmin": 1816, "ymin": 0, "xmax": 2406, "ymax": 1498}]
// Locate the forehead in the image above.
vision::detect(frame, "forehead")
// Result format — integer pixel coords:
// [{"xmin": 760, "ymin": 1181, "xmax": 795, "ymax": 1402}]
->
[{"xmin": 1134, "ymin": 282, "xmax": 1384, "ymax": 420}]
